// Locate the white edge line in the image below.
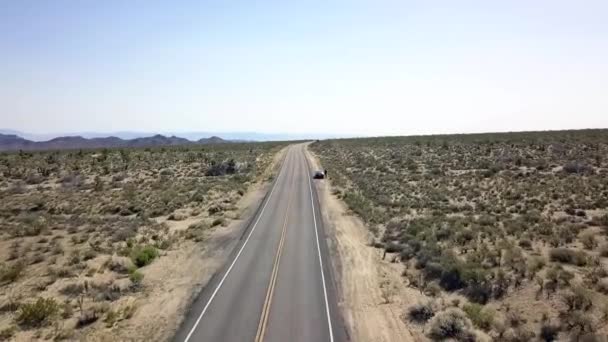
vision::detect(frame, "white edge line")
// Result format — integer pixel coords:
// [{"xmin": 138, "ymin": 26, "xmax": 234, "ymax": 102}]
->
[
  {"xmin": 306, "ymin": 150, "xmax": 335, "ymax": 342},
  {"xmin": 183, "ymin": 151, "xmax": 289, "ymax": 342}
]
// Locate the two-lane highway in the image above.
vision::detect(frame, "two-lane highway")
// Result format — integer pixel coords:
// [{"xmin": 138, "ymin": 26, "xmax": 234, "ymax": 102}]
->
[{"xmin": 173, "ymin": 145, "xmax": 345, "ymax": 342}]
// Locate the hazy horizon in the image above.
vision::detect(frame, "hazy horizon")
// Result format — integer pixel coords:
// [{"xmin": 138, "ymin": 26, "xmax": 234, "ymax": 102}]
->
[{"xmin": 2, "ymin": 1, "xmax": 607, "ymax": 135}]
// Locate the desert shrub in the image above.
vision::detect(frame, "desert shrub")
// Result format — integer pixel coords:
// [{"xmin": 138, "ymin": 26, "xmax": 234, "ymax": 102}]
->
[
  {"xmin": 111, "ymin": 227, "xmax": 137, "ymax": 243},
  {"xmin": 25, "ymin": 173, "xmax": 44, "ymax": 185},
  {"xmin": 549, "ymin": 248, "xmax": 588, "ymax": 266},
  {"xmin": 563, "ymin": 162, "xmax": 592, "ymax": 174},
  {"xmin": 385, "ymin": 242, "xmax": 404, "ymax": 253},
  {"xmin": 578, "ymin": 334, "xmax": 605, "ymax": 342},
  {"xmin": 82, "ymin": 249, "xmax": 97, "ymax": 261},
  {"xmin": 425, "ymin": 282, "xmax": 442, "ymax": 297},
  {"xmin": 527, "ymin": 256, "xmax": 546, "ymax": 276},
  {"xmin": 205, "ymin": 159, "xmax": 237, "ymax": 176},
  {"xmin": 560, "ymin": 310, "xmax": 596, "ymax": 337},
  {"xmin": 539, "ymin": 324, "xmax": 560, "ymax": 342},
  {"xmin": 60, "ymin": 283, "xmax": 85, "ymax": 297},
  {"xmin": 0, "ymin": 326, "xmax": 16, "ymax": 340},
  {"xmin": 504, "ymin": 326, "xmax": 536, "ymax": 341},
  {"xmin": 16, "ymin": 297, "xmax": 60, "ymax": 328},
  {"xmin": 129, "ymin": 270, "xmax": 144, "ymax": 286},
  {"xmin": 437, "ymin": 262, "xmax": 466, "ymax": 291},
  {"xmin": 211, "ymin": 218, "xmax": 225, "ymax": 227},
  {"xmin": 61, "ymin": 302, "xmax": 74, "ymax": 319},
  {"xmin": 599, "ymin": 244, "xmax": 608, "ymax": 257},
  {"xmin": 563, "ymin": 286, "xmax": 593, "ymax": 311},
  {"xmin": 104, "ymin": 310, "xmax": 120, "ymax": 328},
  {"xmin": 159, "ymin": 168, "xmax": 174, "ymax": 176},
  {"xmin": 597, "ymin": 278, "xmax": 608, "ymax": 294},
  {"xmin": 0, "ymin": 262, "xmax": 25, "ymax": 284},
  {"xmin": 130, "ymin": 245, "xmax": 158, "ymax": 268},
  {"xmin": 108, "ymin": 257, "xmax": 134, "ymax": 274},
  {"xmin": 90, "ymin": 281, "xmax": 122, "ymax": 301},
  {"xmin": 463, "ymin": 303, "xmax": 494, "ymax": 331},
  {"xmin": 465, "ymin": 282, "xmax": 493, "ymax": 304},
  {"xmin": 428, "ymin": 308, "xmax": 474, "ymax": 341},
  {"xmin": 580, "ymin": 232, "xmax": 597, "ymax": 250},
  {"xmin": 188, "ymin": 221, "xmax": 208, "ymax": 230},
  {"xmin": 77, "ymin": 309, "xmax": 99, "ymax": 328},
  {"xmin": 408, "ymin": 302, "xmax": 435, "ymax": 323},
  {"xmin": 543, "ymin": 266, "xmax": 570, "ymax": 293},
  {"xmin": 518, "ymin": 239, "xmax": 532, "ymax": 250},
  {"xmin": 50, "ymin": 266, "xmax": 74, "ymax": 278},
  {"xmin": 155, "ymin": 237, "xmax": 173, "ymax": 250},
  {"xmin": 168, "ymin": 212, "xmax": 187, "ymax": 221}
]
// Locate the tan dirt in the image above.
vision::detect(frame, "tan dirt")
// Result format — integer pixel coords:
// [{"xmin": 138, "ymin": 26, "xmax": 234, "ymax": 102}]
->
[{"xmin": 306, "ymin": 146, "xmax": 427, "ymax": 342}]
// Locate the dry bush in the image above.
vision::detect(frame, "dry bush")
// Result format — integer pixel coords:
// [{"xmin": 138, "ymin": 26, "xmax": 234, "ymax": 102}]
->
[
  {"xmin": 407, "ymin": 302, "xmax": 436, "ymax": 323},
  {"xmin": 0, "ymin": 262, "xmax": 25, "ymax": 284},
  {"xmin": 562, "ymin": 286, "xmax": 593, "ymax": 311},
  {"xmin": 428, "ymin": 308, "xmax": 474, "ymax": 341},
  {"xmin": 549, "ymin": 248, "xmax": 588, "ymax": 266}
]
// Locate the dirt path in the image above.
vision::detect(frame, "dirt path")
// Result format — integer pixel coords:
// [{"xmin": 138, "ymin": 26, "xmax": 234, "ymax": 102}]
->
[{"xmin": 306, "ymin": 146, "xmax": 426, "ymax": 342}]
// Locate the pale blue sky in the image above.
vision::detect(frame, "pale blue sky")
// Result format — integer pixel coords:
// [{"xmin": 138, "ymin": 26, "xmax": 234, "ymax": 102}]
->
[{"xmin": 1, "ymin": 1, "xmax": 607, "ymax": 136}]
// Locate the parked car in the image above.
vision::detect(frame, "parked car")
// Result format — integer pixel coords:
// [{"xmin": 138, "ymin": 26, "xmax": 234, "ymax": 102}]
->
[{"xmin": 313, "ymin": 171, "xmax": 325, "ymax": 179}]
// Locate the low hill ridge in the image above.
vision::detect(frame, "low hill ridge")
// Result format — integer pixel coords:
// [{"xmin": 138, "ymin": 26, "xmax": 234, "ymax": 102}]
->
[{"xmin": 0, "ymin": 133, "xmax": 227, "ymax": 151}]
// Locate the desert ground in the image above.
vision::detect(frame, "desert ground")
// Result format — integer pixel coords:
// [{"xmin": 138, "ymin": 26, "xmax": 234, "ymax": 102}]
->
[
  {"xmin": 0, "ymin": 142, "xmax": 286, "ymax": 341},
  {"xmin": 309, "ymin": 130, "xmax": 608, "ymax": 341}
]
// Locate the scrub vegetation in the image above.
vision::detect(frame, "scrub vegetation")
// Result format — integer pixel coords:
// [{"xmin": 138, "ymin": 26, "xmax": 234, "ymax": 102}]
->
[
  {"xmin": 0, "ymin": 142, "xmax": 285, "ymax": 340},
  {"xmin": 311, "ymin": 129, "xmax": 608, "ymax": 341}
]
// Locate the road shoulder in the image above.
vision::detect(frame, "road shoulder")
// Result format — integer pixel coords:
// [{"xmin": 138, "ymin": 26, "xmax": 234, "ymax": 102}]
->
[{"xmin": 305, "ymin": 146, "xmax": 424, "ymax": 342}]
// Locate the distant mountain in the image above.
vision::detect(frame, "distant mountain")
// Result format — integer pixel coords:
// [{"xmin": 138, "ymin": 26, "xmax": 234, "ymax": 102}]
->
[
  {"xmin": 0, "ymin": 133, "xmax": 227, "ymax": 151},
  {"xmin": 0, "ymin": 129, "xmax": 351, "ymax": 142}
]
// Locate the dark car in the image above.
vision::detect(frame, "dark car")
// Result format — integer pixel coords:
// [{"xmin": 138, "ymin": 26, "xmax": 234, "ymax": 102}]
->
[{"xmin": 313, "ymin": 171, "xmax": 325, "ymax": 179}]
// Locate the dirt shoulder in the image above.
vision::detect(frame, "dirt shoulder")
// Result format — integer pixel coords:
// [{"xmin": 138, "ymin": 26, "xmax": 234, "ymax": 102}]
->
[{"xmin": 305, "ymin": 146, "xmax": 426, "ymax": 342}]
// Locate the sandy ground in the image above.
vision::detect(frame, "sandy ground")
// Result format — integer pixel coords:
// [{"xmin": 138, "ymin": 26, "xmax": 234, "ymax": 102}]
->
[
  {"xmin": 79, "ymin": 146, "xmax": 289, "ymax": 342},
  {"xmin": 306, "ymin": 146, "xmax": 427, "ymax": 342}
]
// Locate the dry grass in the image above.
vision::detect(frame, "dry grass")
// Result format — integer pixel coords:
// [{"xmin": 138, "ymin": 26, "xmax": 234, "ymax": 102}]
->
[
  {"xmin": 311, "ymin": 129, "xmax": 608, "ymax": 341},
  {"xmin": 0, "ymin": 142, "xmax": 286, "ymax": 340}
]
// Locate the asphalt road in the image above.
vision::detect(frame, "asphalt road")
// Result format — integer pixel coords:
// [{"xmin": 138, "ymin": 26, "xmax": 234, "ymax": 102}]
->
[{"xmin": 173, "ymin": 144, "xmax": 346, "ymax": 342}]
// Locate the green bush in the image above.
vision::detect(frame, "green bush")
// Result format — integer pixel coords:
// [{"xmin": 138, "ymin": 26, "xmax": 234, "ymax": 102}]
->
[
  {"xmin": 130, "ymin": 245, "xmax": 158, "ymax": 268},
  {"xmin": 463, "ymin": 303, "xmax": 494, "ymax": 331},
  {"xmin": 16, "ymin": 297, "xmax": 59, "ymax": 328},
  {"xmin": 129, "ymin": 270, "xmax": 144, "ymax": 285}
]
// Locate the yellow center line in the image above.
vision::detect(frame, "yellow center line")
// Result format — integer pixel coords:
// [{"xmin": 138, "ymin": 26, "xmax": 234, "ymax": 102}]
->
[{"xmin": 254, "ymin": 159, "xmax": 295, "ymax": 342}]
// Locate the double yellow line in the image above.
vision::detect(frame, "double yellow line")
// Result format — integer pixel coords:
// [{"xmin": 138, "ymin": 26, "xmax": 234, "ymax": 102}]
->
[{"xmin": 254, "ymin": 161, "xmax": 295, "ymax": 342}]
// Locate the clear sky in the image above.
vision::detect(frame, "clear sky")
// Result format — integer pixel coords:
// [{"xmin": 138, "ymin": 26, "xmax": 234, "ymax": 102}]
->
[{"xmin": 1, "ymin": 0, "xmax": 607, "ymax": 136}]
